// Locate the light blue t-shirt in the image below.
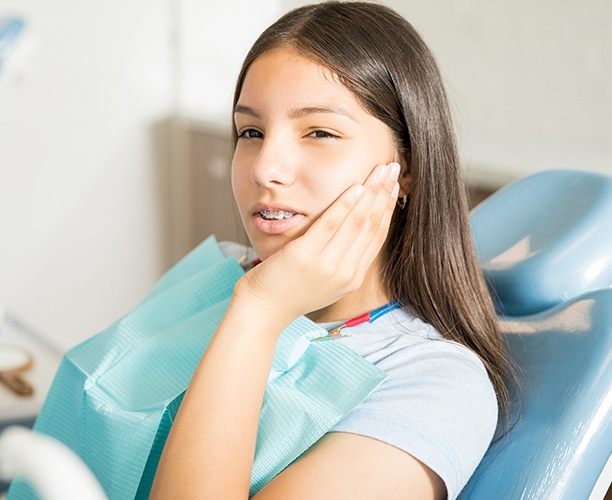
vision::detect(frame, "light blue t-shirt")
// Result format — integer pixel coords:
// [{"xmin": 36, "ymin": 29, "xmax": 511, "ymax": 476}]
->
[{"xmin": 321, "ymin": 308, "xmax": 498, "ymax": 499}]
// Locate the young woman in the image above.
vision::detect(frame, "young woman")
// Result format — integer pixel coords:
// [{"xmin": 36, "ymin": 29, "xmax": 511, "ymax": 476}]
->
[{"xmin": 151, "ymin": 2, "xmax": 510, "ymax": 498}]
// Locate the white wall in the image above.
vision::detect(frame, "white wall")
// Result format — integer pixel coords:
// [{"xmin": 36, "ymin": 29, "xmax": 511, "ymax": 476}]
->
[
  {"xmin": 0, "ymin": 0, "xmax": 174, "ymax": 349},
  {"xmin": 176, "ymin": 0, "xmax": 281, "ymax": 125}
]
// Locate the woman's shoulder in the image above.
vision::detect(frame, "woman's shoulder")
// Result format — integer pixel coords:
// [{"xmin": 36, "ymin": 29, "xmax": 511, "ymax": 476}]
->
[
  {"xmin": 333, "ymin": 307, "xmax": 498, "ymax": 424},
  {"xmin": 330, "ymin": 308, "xmax": 498, "ymax": 498}
]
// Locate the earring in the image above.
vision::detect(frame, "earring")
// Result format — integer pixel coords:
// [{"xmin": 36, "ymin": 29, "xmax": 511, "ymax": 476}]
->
[{"xmin": 397, "ymin": 193, "xmax": 408, "ymax": 209}]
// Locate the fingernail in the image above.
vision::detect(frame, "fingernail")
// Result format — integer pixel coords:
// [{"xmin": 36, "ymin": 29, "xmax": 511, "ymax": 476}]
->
[
  {"xmin": 389, "ymin": 162, "xmax": 400, "ymax": 180},
  {"xmin": 353, "ymin": 185, "xmax": 365, "ymax": 200},
  {"xmin": 377, "ymin": 164, "xmax": 389, "ymax": 182},
  {"xmin": 391, "ymin": 182, "xmax": 399, "ymax": 199}
]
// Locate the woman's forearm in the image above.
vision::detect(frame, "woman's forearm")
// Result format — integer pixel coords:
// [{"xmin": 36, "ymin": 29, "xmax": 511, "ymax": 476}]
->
[{"xmin": 150, "ymin": 292, "xmax": 291, "ymax": 499}]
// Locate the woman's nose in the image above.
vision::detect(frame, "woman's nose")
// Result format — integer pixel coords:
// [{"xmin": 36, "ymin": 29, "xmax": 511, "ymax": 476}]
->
[{"xmin": 250, "ymin": 136, "xmax": 296, "ymax": 187}]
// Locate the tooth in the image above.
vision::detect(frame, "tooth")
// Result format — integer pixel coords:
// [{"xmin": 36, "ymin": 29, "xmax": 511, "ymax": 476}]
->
[{"xmin": 259, "ymin": 209, "xmax": 296, "ymax": 220}]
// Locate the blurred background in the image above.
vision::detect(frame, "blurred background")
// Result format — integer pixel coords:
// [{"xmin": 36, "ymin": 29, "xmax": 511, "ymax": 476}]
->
[{"xmin": 0, "ymin": 0, "xmax": 610, "ymax": 355}]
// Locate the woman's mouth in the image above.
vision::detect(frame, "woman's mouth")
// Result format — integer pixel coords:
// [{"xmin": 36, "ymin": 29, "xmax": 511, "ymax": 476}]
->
[
  {"xmin": 253, "ymin": 208, "xmax": 305, "ymax": 234},
  {"xmin": 258, "ymin": 209, "xmax": 297, "ymax": 220}
]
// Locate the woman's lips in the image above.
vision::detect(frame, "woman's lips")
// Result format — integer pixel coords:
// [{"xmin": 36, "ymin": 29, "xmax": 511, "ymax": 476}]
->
[{"xmin": 252, "ymin": 211, "xmax": 306, "ymax": 235}]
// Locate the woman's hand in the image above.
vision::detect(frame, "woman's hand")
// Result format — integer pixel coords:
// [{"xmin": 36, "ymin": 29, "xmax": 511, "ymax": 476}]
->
[{"xmin": 235, "ymin": 162, "xmax": 400, "ymax": 325}]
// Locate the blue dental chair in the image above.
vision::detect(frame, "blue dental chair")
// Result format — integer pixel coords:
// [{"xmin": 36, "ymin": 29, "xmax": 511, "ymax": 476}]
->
[{"xmin": 460, "ymin": 170, "xmax": 612, "ymax": 499}]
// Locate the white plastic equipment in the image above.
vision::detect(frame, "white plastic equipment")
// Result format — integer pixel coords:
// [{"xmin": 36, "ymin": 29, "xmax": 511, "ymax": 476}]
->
[{"xmin": 0, "ymin": 426, "xmax": 107, "ymax": 500}]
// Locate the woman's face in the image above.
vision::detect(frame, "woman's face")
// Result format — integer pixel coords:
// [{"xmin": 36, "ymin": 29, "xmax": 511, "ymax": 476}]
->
[{"xmin": 232, "ymin": 47, "xmax": 398, "ymax": 260}]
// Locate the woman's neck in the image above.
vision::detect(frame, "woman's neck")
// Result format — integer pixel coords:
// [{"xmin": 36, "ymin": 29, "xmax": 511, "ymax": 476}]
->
[{"xmin": 305, "ymin": 258, "xmax": 390, "ymax": 323}]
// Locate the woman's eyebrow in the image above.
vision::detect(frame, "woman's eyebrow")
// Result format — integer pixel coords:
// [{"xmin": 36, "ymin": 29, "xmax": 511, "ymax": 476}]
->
[
  {"xmin": 234, "ymin": 104, "xmax": 261, "ymax": 118},
  {"xmin": 233, "ymin": 104, "xmax": 356, "ymax": 122},
  {"xmin": 288, "ymin": 105, "xmax": 356, "ymax": 121}
]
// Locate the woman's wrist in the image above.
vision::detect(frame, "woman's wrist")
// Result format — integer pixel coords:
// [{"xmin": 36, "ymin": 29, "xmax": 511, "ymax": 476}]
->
[{"xmin": 230, "ymin": 276, "xmax": 299, "ymax": 336}]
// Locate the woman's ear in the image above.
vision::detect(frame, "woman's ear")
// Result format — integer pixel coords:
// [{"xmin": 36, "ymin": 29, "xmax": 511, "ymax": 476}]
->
[
  {"xmin": 393, "ymin": 159, "xmax": 411, "ymax": 210},
  {"xmin": 397, "ymin": 157, "xmax": 412, "ymax": 196},
  {"xmin": 399, "ymin": 170, "xmax": 412, "ymax": 195}
]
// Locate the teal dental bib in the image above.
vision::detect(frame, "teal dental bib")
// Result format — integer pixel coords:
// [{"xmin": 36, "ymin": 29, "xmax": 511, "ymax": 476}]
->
[{"xmin": 8, "ymin": 236, "xmax": 386, "ymax": 499}]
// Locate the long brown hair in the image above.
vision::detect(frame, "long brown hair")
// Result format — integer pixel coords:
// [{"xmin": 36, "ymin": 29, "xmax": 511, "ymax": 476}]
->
[{"xmin": 232, "ymin": 2, "xmax": 512, "ymax": 413}]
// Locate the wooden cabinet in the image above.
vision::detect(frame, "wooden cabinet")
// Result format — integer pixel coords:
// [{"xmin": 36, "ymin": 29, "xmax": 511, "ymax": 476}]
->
[{"xmin": 165, "ymin": 119, "xmax": 247, "ymax": 265}]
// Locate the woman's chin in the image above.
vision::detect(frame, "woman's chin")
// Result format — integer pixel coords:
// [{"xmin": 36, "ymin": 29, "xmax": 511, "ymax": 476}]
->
[{"xmin": 249, "ymin": 236, "xmax": 289, "ymax": 261}]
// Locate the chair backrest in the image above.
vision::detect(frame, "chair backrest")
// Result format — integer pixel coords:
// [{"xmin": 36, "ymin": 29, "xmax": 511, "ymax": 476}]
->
[
  {"xmin": 470, "ymin": 170, "xmax": 612, "ymax": 316},
  {"xmin": 461, "ymin": 170, "xmax": 612, "ymax": 499},
  {"xmin": 459, "ymin": 289, "xmax": 612, "ymax": 499}
]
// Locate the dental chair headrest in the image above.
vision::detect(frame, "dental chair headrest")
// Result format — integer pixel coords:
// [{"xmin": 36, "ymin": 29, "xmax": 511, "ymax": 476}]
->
[{"xmin": 471, "ymin": 170, "xmax": 612, "ymax": 316}]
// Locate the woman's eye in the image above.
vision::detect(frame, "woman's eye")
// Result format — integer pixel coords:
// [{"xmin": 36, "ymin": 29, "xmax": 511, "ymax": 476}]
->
[
  {"xmin": 237, "ymin": 128, "xmax": 263, "ymax": 139},
  {"xmin": 307, "ymin": 130, "xmax": 339, "ymax": 139}
]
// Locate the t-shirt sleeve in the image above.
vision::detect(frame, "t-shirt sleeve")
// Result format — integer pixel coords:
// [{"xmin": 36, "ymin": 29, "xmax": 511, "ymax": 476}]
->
[{"xmin": 330, "ymin": 338, "xmax": 498, "ymax": 499}]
